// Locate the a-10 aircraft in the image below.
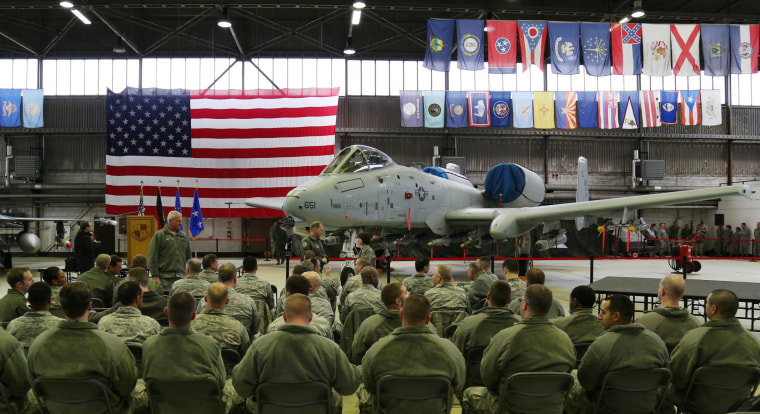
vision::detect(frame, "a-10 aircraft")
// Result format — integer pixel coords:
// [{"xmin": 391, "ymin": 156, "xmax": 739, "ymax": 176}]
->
[{"xmin": 246, "ymin": 145, "xmax": 750, "ymax": 256}]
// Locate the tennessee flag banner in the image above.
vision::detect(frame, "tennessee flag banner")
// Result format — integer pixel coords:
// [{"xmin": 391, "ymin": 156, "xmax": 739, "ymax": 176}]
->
[
  {"xmin": 533, "ymin": 92, "xmax": 555, "ymax": 129},
  {"xmin": 701, "ymin": 89, "xmax": 722, "ymax": 126},
  {"xmin": 445, "ymin": 91, "xmax": 468, "ymax": 128},
  {"xmin": 640, "ymin": 90, "xmax": 662, "ymax": 128},
  {"xmin": 660, "ymin": 91, "xmax": 679, "ymax": 125},
  {"xmin": 581, "ymin": 23, "xmax": 612, "ymax": 77},
  {"xmin": 518, "ymin": 21, "xmax": 548, "ymax": 72},
  {"xmin": 577, "ymin": 91, "xmax": 598, "ymax": 128},
  {"xmin": 730, "ymin": 24, "xmax": 760, "ymax": 74},
  {"xmin": 643, "ymin": 24, "xmax": 672, "ymax": 76},
  {"xmin": 423, "ymin": 91, "xmax": 445, "ymax": 128},
  {"xmin": 423, "ymin": 19, "xmax": 456, "ymax": 72},
  {"xmin": 597, "ymin": 91, "xmax": 620, "ymax": 129},
  {"xmin": 487, "ymin": 20, "xmax": 518, "ymax": 74},
  {"xmin": 489, "ymin": 91, "xmax": 512, "ymax": 127},
  {"xmin": 512, "ymin": 92, "xmax": 534, "ymax": 128},
  {"xmin": 400, "ymin": 90, "xmax": 424, "ymax": 127},
  {"xmin": 548, "ymin": 22, "xmax": 580, "ymax": 75},
  {"xmin": 554, "ymin": 91, "xmax": 578, "ymax": 129},
  {"xmin": 468, "ymin": 91, "xmax": 490, "ymax": 127},
  {"xmin": 671, "ymin": 24, "xmax": 701, "ymax": 76},
  {"xmin": 619, "ymin": 91, "xmax": 640, "ymax": 129},
  {"xmin": 680, "ymin": 90, "xmax": 701, "ymax": 125},
  {"xmin": 457, "ymin": 19, "xmax": 485, "ymax": 71},
  {"xmin": 611, "ymin": 23, "xmax": 643, "ymax": 75},
  {"xmin": 701, "ymin": 25, "xmax": 730, "ymax": 76}
]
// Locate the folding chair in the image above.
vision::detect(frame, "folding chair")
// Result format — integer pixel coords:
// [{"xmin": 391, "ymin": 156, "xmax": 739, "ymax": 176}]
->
[
  {"xmin": 590, "ymin": 367, "xmax": 672, "ymax": 414},
  {"xmin": 146, "ymin": 377, "xmax": 224, "ymax": 414},
  {"xmin": 465, "ymin": 346, "xmax": 486, "ymax": 388},
  {"xmin": 339, "ymin": 308, "xmax": 376, "ymax": 356},
  {"xmin": 221, "ymin": 348, "xmax": 241, "ymax": 377},
  {"xmin": 677, "ymin": 366, "xmax": 760, "ymax": 414},
  {"xmin": 375, "ymin": 375, "xmax": 453, "ymax": 414},
  {"xmin": 127, "ymin": 344, "xmax": 142, "ymax": 376},
  {"xmin": 32, "ymin": 377, "xmax": 116, "ymax": 414},
  {"xmin": 573, "ymin": 342, "xmax": 593, "ymax": 368},
  {"xmin": 497, "ymin": 372, "xmax": 574, "ymax": 414},
  {"xmin": 0, "ymin": 382, "xmax": 20, "ymax": 414},
  {"xmin": 429, "ymin": 311, "xmax": 468, "ymax": 338},
  {"xmin": 255, "ymin": 300, "xmax": 273, "ymax": 335},
  {"xmin": 255, "ymin": 381, "xmax": 334, "ymax": 414}
]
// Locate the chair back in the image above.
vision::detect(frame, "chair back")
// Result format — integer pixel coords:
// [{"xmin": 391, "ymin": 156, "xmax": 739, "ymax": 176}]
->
[
  {"xmin": 127, "ymin": 344, "xmax": 142, "ymax": 376},
  {"xmin": 465, "ymin": 346, "xmax": 486, "ymax": 388},
  {"xmin": 498, "ymin": 372, "xmax": 574, "ymax": 414},
  {"xmin": 255, "ymin": 300, "xmax": 273, "ymax": 335},
  {"xmin": 591, "ymin": 367, "xmax": 672, "ymax": 414},
  {"xmin": 375, "ymin": 375, "xmax": 452, "ymax": 414},
  {"xmin": 429, "ymin": 311, "xmax": 468, "ymax": 337},
  {"xmin": 32, "ymin": 377, "xmax": 115, "ymax": 414},
  {"xmin": 573, "ymin": 342, "xmax": 593, "ymax": 368},
  {"xmin": 90, "ymin": 297, "xmax": 106, "ymax": 308},
  {"xmin": 221, "ymin": 348, "xmax": 241, "ymax": 377},
  {"xmin": 0, "ymin": 382, "xmax": 20, "ymax": 414},
  {"xmin": 339, "ymin": 308, "xmax": 376, "ymax": 355},
  {"xmin": 255, "ymin": 382, "xmax": 333, "ymax": 414},
  {"xmin": 679, "ymin": 366, "xmax": 760, "ymax": 414},
  {"xmin": 147, "ymin": 377, "xmax": 224, "ymax": 414}
]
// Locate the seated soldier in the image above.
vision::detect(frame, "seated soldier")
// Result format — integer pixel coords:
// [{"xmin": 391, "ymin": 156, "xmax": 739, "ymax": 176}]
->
[
  {"xmin": 507, "ymin": 268, "xmax": 565, "ymax": 318},
  {"xmin": 128, "ymin": 254, "xmax": 162, "ymax": 293},
  {"xmin": 199, "ymin": 254, "xmax": 219, "ymax": 284},
  {"xmin": 130, "ymin": 267, "xmax": 169, "ymax": 324},
  {"xmin": 467, "ymin": 262, "xmax": 494, "ymax": 311},
  {"xmin": 636, "ymin": 274, "xmax": 701, "ymax": 352},
  {"xmin": 551, "ymin": 285, "xmax": 605, "ymax": 343},
  {"xmin": 41, "ymin": 266, "xmax": 67, "ymax": 310},
  {"xmin": 235, "ymin": 256, "xmax": 275, "ymax": 309},
  {"xmin": 76, "ymin": 253, "xmax": 114, "ymax": 307},
  {"xmin": 309, "ymin": 258, "xmax": 340, "ymax": 311},
  {"xmin": 105, "ymin": 255, "xmax": 124, "ymax": 284},
  {"xmin": 424, "ymin": 264, "xmax": 468, "ymax": 312},
  {"xmin": 360, "ymin": 294, "xmax": 465, "ymax": 414},
  {"xmin": 0, "ymin": 267, "xmax": 33, "ymax": 323},
  {"xmin": 98, "ymin": 281, "xmax": 161, "ymax": 345},
  {"xmin": 302, "ymin": 271, "xmax": 335, "ymax": 327},
  {"xmin": 340, "ymin": 267, "xmax": 385, "ymax": 324},
  {"xmin": 501, "ymin": 259, "xmax": 526, "ymax": 302},
  {"xmin": 7, "ymin": 282, "xmax": 62, "ymax": 348},
  {"xmin": 0, "ymin": 328, "xmax": 31, "ymax": 412},
  {"xmin": 476, "ymin": 256, "xmax": 499, "ymax": 281},
  {"xmin": 232, "ymin": 294, "xmax": 360, "ymax": 413},
  {"xmin": 27, "ymin": 282, "xmax": 138, "ymax": 413},
  {"xmin": 403, "ymin": 257, "xmax": 433, "ymax": 295},
  {"xmin": 169, "ymin": 258, "xmax": 211, "ymax": 298},
  {"xmin": 192, "ymin": 283, "xmax": 251, "ymax": 356},
  {"xmin": 451, "ymin": 280, "xmax": 520, "ymax": 357},
  {"xmin": 267, "ymin": 275, "xmax": 334, "ymax": 340},
  {"xmin": 197, "ymin": 263, "xmax": 260, "ymax": 336},
  {"xmin": 340, "ymin": 257, "xmax": 384, "ymax": 305}
]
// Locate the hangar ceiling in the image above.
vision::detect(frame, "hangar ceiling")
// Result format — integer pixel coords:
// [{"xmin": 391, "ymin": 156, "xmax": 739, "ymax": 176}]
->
[{"xmin": 0, "ymin": 0, "xmax": 758, "ymax": 60}]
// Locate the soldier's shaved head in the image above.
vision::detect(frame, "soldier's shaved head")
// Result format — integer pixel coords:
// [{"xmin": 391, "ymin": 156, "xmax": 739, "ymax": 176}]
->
[
  {"xmin": 206, "ymin": 283, "xmax": 229, "ymax": 307},
  {"xmin": 283, "ymin": 293, "xmax": 312, "ymax": 325},
  {"xmin": 434, "ymin": 265, "xmax": 453, "ymax": 282},
  {"xmin": 401, "ymin": 294, "xmax": 431, "ymax": 326},
  {"xmin": 660, "ymin": 274, "xmax": 686, "ymax": 301}
]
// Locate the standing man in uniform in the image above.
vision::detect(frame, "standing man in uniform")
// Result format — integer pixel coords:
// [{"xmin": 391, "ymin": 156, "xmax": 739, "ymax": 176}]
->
[
  {"xmin": 301, "ymin": 221, "xmax": 328, "ymax": 264},
  {"xmin": 272, "ymin": 220, "xmax": 288, "ymax": 265},
  {"xmin": 739, "ymin": 222, "xmax": 752, "ymax": 257},
  {"xmin": 657, "ymin": 223, "xmax": 669, "ymax": 256},
  {"xmin": 694, "ymin": 219, "xmax": 707, "ymax": 257},
  {"xmin": 148, "ymin": 210, "xmax": 191, "ymax": 290},
  {"xmin": 74, "ymin": 221, "xmax": 98, "ymax": 273}
]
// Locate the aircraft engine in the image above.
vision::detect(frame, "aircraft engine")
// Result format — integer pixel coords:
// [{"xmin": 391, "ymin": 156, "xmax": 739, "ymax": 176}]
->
[
  {"xmin": 484, "ymin": 163, "xmax": 546, "ymax": 208},
  {"xmin": 17, "ymin": 231, "xmax": 41, "ymax": 254}
]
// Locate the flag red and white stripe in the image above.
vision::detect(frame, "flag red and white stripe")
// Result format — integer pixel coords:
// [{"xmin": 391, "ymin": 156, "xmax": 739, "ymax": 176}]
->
[
  {"xmin": 640, "ymin": 90, "xmax": 662, "ymax": 128},
  {"xmin": 671, "ymin": 24, "xmax": 701, "ymax": 76},
  {"xmin": 105, "ymin": 88, "xmax": 340, "ymax": 218},
  {"xmin": 597, "ymin": 91, "xmax": 620, "ymax": 129}
]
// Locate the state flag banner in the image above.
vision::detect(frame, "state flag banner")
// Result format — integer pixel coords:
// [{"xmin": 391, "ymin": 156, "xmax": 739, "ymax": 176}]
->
[
  {"xmin": 518, "ymin": 21, "xmax": 548, "ymax": 72},
  {"xmin": 0, "ymin": 89, "xmax": 22, "ymax": 127},
  {"xmin": 400, "ymin": 90, "xmax": 424, "ymax": 127},
  {"xmin": 701, "ymin": 25, "xmax": 730, "ymax": 76},
  {"xmin": 577, "ymin": 91, "xmax": 598, "ymax": 128},
  {"xmin": 423, "ymin": 19, "xmax": 456, "ymax": 72},
  {"xmin": 660, "ymin": 90, "xmax": 679, "ymax": 125},
  {"xmin": 554, "ymin": 91, "xmax": 578, "ymax": 129},
  {"xmin": 597, "ymin": 91, "xmax": 620, "ymax": 129},
  {"xmin": 486, "ymin": 20, "xmax": 518, "ymax": 74},
  {"xmin": 701, "ymin": 89, "xmax": 722, "ymax": 126},
  {"xmin": 640, "ymin": 90, "xmax": 662, "ymax": 128},
  {"xmin": 548, "ymin": 22, "xmax": 580, "ymax": 75},
  {"xmin": 457, "ymin": 19, "xmax": 485, "ymax": 71},
  {"xmin": 680, "ymin": 90, "xmax": 701, "ymax": 125},
  {"xmin": 22, "ymin": 89, "xmax": 44, "ymax": 128},
  {"xmin": 105, "ymin": 87, "xmax": 339, "ymax": 218},
  {"xmin": 730, "ymin": 24, "xmax": 760, "ymax": 74},
  {"xmin": 489, "ymin": 91, "xmax": 512, "ymax": 127},
  {"xmin": 468, "ymin": 91, "xmax": 490, "ymax": 127},
  {"xmin": 423, "ymin": 91, "xmax": 445, "ymax": 128},
  {"xmin": 671, "ymin": 24, "xmax": 701, "ymax": 76},
  {"xmin": 619, "ymin": 91, "xmax": 640, "ymax": 129},
  {"xmin": 611, "ymin": 23, "xmax": 643, "ymax": 75},
  {"xmin": 643, "ymin": 24, "xmax": 672, "ymax": 76},
  {"xmin": 511, "ymin": 92, "xmax": 534, "ymax": 128},
  {"xmin": 533, "ymin": 92, "xmax": 555, "ymax": 129},
  {"xmin": 581, "ymin": 23, "xmax": 612, "ymax": 77},
  {"xmin": 445, "ymin": 91, "xmax": 469, "ymax": 128}
]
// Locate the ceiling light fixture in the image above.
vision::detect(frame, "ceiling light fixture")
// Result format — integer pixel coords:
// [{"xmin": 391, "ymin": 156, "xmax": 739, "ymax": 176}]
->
[
  {"xmin": 217, "ymin": 6, "xmax": 232, "ymax": 28},
  {"xmin": 351, "ymin": 9, "xmax": 362, "ymax": 25},
  {"xmin": 113, "ymin": 37, "xmax": 126, "ymax": 54},
  {"xmin": 353, "ymin": 1, "xmax": 366, "ymax": 9},
  {"xmin": 344, "ymin": 38, "xmax": 356, "ymax": 55},
  {"xmin": 619, "ymin": 16, "xmax": 631, "ymax": 24},
  {"xmin": 59, "ymin": 1, "xmax": 74, "ymax": 8},
  {"xmin": 71, "ymin": 9, "xmax": 92, "ymax": 25},
  {"xmin": 631, "ymin": 0, "xmax": 645, "ymax": 18}
]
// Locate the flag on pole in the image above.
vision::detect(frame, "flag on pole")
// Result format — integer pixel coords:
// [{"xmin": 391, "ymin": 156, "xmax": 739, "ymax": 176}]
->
[
  {"xmin": 660, "ymin": 91, "xmax": 679, "ymax": 125},
  {"xmin": 581, "ymin": 23, "xmax": 611, "ymax": 76},
  {"xmin": 548, "ymin": 22, "xmax": 580, "ymax": 75},
  {"xmin": 533, "ymin": 92, "xmax": 555, "ymax": 129},
  {"xmin": 640, "ymin": 90, "xmax": 662, "ymax": 128},
  {"xmin": 174, "ymin": 184, "xmax": 183, "ymax": 230},
  {"xmin": 611, "ymin": 23, "xmax": 643, "ymax": 75},
  {"xmin": 554, "ymin": 91, "xmax": 578, "ymax": 129},
  {"xmin": 597, "ymin": 91, "xmax": 620, "ymax": 129},
  {"xmin": 486, "ymin": 20, "xmax": 518, "ymax": 74},
  {"xmin": 518, "ymin": 21, "xmax": 548, "ymax": 72},
  {"xmin": 730, "ymin": 24, "xmax": 760, "ymax": 74},
  {"xmin": 155, "ymin": 185, "xmax": 165, "ymax": 229},
  {"xmin": 643, "ymin": 24, "xmax": 672, "ymax": 76},
  {"xmin": 189, "ymin": 187, "xmax": 205, "ymax": 239},
  {"xmin": 457, "ymin": 19, "xmax": 485, "ymax": 71},
  {"xmin": 680, "ymin": 90, "xmax": 701, "ymax": 125},
  {"xmin": 701, "ymin": 89, "xmax": 722, "ymax": 126},
  {"xmin": 138, "ymin": 184, "xmax": 145, "ymax": 216},
  {"xmin": 489, "ymin": 92, "xmax": 512, "ymax": 127},
  {"xmin": 671, "ymin": 24, "xmax": 701, "ymax": 76},
  {"xmin": 423, "ymin": 19, "xmax": 456, "ymax": 72}
]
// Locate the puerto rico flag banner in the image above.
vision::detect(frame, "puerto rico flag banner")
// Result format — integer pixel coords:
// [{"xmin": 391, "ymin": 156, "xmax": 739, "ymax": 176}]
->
[
  {"xmin": 671, "ymin": 24, "xmax": 701, "ymax": 76},
  {"xmin": 701, "ymin": 89, "xmax": 722, "ymax": 126},
  {"xmin": 489, "ymin": 91, "xmax": 512, "ymax": 127},
  {"xmin": 581, "ymin": 23, "xmax": 612, "ymax": 77},
  {"xmin": 423, "ymin": 91, "xmax": 445, "ymax": 128},
  {"xmin": 468, "ymin": 91, "xmax": 491, "ymax": 127},
  {"xmin": 445, "ymin": 91, "xmax": 469, "ymax": 128},
  {"xmin": 518, "ymin": 21, "xmax": 548, "ymax": 72},
  {"xmin": 611, "ymin": 23, "xmax": 643, "ymax": 75},
  {"xmin": 105, "ymin": 87, "xmax": 339, "ymax": 218},
  {"xmin": 577, "ymin": 91, "xmax": 598, "ymax": 128},
  {"xmin": 643, "ymin": 24, "xmax": 672, "ymax": 76},
  {"xmin": 511, "ymin": 92, "xmax": 534, "ymax": 128},
  {"xmin": 619, "ymin": 91, "xmax": 640, "ymax": 129},
  {"xmin": 400, "ymin": 90, "xmax": 424, "ymax": 127},
  {"xmin": 730, "ymin": 24, "xmax": 760, "ymax": 74},
  {"xmin": 660, "ymin": 91, "xmax": 679, "ymax": 125},
  {"xmin": 597, "ymin": 91, "xmax": 620, "ymax": 129},
  {"xmin": 532, "ymin": 92, "xmax": 555, "ymax": 129},
  {"xmin": 548, "ymin": 22, "xmax": 580, "ymax": 75},
  {"xmin": 457, "ymin": 19, "xmax": 485, "ymax": 71},
  {"xmin": 423, "ymin": 19, "xmax": 456, "ymax": 72},
  {"xmin": 680, "ymin": 90, "xmax": 701, "ymax": 125},
  {"xmin": 701, "ymin": 25, "xmax": 730, "ymax": 76},
  {"xmin": 640, "ymin": 90, "xmax": 662, "ymax": 128},
  {"xmin": 554, "ymin": 91, "xmax": 578, "ymax": 129},
  {"xmin": 0, "ymin": 89, "xmax": 21, "ymax": 127},
  {"xmin": 486, "ymin": 20, "xmax": 518, "ymax": 74}
]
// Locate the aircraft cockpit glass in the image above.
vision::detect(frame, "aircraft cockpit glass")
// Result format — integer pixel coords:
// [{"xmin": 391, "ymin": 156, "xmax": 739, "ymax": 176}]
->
[{"xmin": 320, "ymin": 145, "xmax": 394, "ymax": 175}]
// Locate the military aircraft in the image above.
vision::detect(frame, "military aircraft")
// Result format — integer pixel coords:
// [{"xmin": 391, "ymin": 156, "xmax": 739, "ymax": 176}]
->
[{"xmin": 246, "ymin": 145, "xmax": 750, "ymax": 257}]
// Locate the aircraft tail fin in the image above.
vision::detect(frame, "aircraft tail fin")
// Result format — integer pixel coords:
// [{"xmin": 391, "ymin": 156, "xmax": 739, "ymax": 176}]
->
[{"xmin": 575, "ymin": 156, "xmax": 589, "ymax": 230}]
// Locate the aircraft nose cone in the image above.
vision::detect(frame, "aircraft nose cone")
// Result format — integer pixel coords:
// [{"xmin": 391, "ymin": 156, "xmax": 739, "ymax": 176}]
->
[{"xmin": 283, "ymin": 195, "xmax": 300, "ymax": 216}]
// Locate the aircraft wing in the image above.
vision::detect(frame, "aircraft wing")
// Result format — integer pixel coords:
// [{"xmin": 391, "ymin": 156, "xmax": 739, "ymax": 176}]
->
[
  {"xmin": 0, "ymin": 215, "xmax": 117, "ymax": 225},
  {"xmin": 245, "ymin": 197, "xmax": 286, "ymax": 211},
  {"xmin": 445, "ymin": 185, "xmax": 751, "ymax": 239}
]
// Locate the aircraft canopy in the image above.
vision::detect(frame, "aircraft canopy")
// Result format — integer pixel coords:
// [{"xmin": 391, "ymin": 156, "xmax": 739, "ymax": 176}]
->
[{"xmin": 321, "ymin": 145, "xmax": 394, "ymax": 175}]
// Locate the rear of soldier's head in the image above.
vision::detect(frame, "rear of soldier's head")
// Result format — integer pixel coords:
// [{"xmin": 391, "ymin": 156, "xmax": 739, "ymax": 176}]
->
[
  {"xmin": 291, "ymin": 264, "xmax": 308, "ymax": 276},
  {"xmin": 502, "ymin": 258, "xmax": 519, "ymax": 273},
  {"xmin": 285, "ymin": 274, "xmax": 311, "ymax": 296},
  {"xmin": 304, "ymin": 250, "xmax": 317, "ymax": 260},
  {"xmin": 167, "ymin": 292, "xmax": 196, "ymax": 327},
  {"xmin": 242, "ymin": 256, "xmax": 258, "ymax": 272},
  {"xmin": 118, "ymin": 281, "xmax": 143, "ymax": 306},
  {"xmin": 202, "ymin": 254, "xmax": 217, "ymax": 270},
  {"xmin": 361, "ymin": 267, "xmax": 378, "ymax": 284},
  {"xmin": 132, "ymin": 254, "xmax": 148, "ymax": 269},
  {"xmin": 660, "ymin": 274, "xmax": 686, "ymax": 301},
  {"xmin": 28, "ymin": 282, "xmax": 52, "ymax": 311},
  {"xmin": 526, "ymin": 268, "xmax": 546, "ymax": 285},
  {"xmin": 488, "ymin": 280, "xmax": 511, "ymax": 308},
  {"xmin": 206, "ymin": 283, "xmax": 229, "ymax": 307},
  {"xmin": 127, "ymin": 267, "xmax": 149, "ymax": 287},
  {"xmin": 707, "ymin": 289, "xmax": 739, "ymax": 319},
  {"xmin": 401, "ymin": 294, "xmax": 431, "ymax": 326},
  {"xmin": 570, "ymin": 285, "xmax": 596, "ymax": 309},
  {"xmin": 60, "ymin": 282, "xmax": 92, "ymax": 318},
  {"xmin": 524, "ymin": 284, "xmax": 553, "ymax": 317},
  {"xmin": 434, "ymin": 264, "xmax": 453, "ymax": 282},
  {"xmin": 415, "ymin": 257, "xmax": 430, "ymax": 272},
  {"xmin": 283, "ymin": 293, "xmax": 312, "ymax": 324},
  {"xmin": 217, "ymin": 263, "xmax": 237, "ymax": 283},
  {"xmin": 185, "ymin": 258, "xmax": 202, "ymax": 275},
  {"xmin": 94, "ymin": 253, "xmax": 111, "ymax": 269},
  {"xmin": 603, "ymin": 294, "xmax": 634, "ymax": 325},
  {"xmin": 355, "ymin": 257, "xmax": 370, "ymax": 270},
  {"xmin": 477, "ymin": 256, "xmax": 490, "ymax": 270}
]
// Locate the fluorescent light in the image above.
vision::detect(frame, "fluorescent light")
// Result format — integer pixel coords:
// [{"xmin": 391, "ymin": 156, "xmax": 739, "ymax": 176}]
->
[
  {"xmin": 619, "ymin": 16, "xmax": 631, "ymax": 24},
  {"xmin": 353, "ymin": 1, "xmax": 366, "ymax": 9},
  {"xmin": 59, "ymin": 1, "xmax": 74, "ymax": 8},
  {"xmin": 217, "ymin": 18, "xmax": 232, "ymax": 28},
  {"xmin": 71, "ymin": 9, "xmax": 91, "ymax": 25},
  {"xmin": 351, "ymin": 9, "xmax": 362, "ymax": 25}
]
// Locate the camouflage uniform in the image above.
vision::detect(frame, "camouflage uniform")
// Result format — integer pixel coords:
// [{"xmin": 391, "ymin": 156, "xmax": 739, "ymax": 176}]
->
[
  {"xmin": 75, "ymin": 267, "xmax": 114, "ymax": 307},
  {"xmin": 50, "ymin": 286, "xmax": 62, "ymax": 310},
  {"xmin": 6, "ymin": 311, "xmax": 63, "ymax": 348},
  {"xmin": 351, "ymin": 310, "xmax": 437, "ymax": 365},
  {"xmin": 310, "ymin": 293, "xmax": 335, "ymax": 327},
  {"xmin": 169, "ymin": 275, "xmax": 212, "ymax": 298},
  {"xmin": 199, "ymin": 269, "xmax": 218, "ymax": 284},
  {"xmin": 551, "ymin": 308, "xmax": 606, "ymax": 343},
  {"xmin": 98, "ymin": 306, "xmax": 162, "ymax": 345},
  {"xmin": 321, "ymin": 274, "xmax": 341, "ymax": 310},
  {"xmin": 340, "ymin": 275, "xmax": 385, "ymax": 306},
  {"xmin": 476, "ymin": 270, "xmax": 499, "ymax": 282},
  {"xmin": 506, "ymin": 277, "xmax": 526, "ymax": 302},
  {"xmin": 191, "ymin": 308, "xmax": 251, "ymax": 356},
  {"xmin": 357, "ymin": 245, "xmax": 376, "ymax": 268},
  {"xmin": 467, "ymin": 273, "xmax": 494, "ymax": 311},
  {"xmin": 197, "ymin": 287, "xmax": 260, "ymax": 335},
  {"xmin": 268, "ymin": 313, "xmax": 334, "ymax": 341},
  {"xmin": 340, "ymin": 285, "xmax": 385, "ymax": 323},
  {"xmin": 402, "ymin": 274, "xmax": 433, "ymax": 295},
  {"xmin": 424, "ymin": 283, "xmax": 468, "ymax": 311},
  {"xmin": 508, "ymin": 296, "xmax": 566, "ymax": 318},
  {"xmin": 450, "ymin": 307, "xmax": 520, "ymax": 356},
  {"xmin": 236, "ymin": 273, "xmax": 275, "ymax": 309}
]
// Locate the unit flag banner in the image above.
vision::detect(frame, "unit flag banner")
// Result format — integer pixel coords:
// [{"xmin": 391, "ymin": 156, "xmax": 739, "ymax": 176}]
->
[
  {"xmin": 489, "ymin": 91, "xmax": 512, "ymax": 127},
  {"xmin": 680, "ymin": 90, "xmax": 701, "ymax": 125},
  {"xmin": 468, "ymin": 91, "xmax": 490, "ymax": 127},
  {"xmin": 640, "ymin": 90, "xmax": 662, "ymax": 128},
  {"xmin": 400, "ymin": 90, "xmax": 424, "ymax": 127},
  {"xmin": 423, "ymin": 91, "xmax": 445, "ymax": 128},
  {"xmin": 597, "ymin": 91, "xmax": 620, "ymax": 129},
  {"xmin": 554, "ymin": 91, "xmax": 578, "ymax": 129}
]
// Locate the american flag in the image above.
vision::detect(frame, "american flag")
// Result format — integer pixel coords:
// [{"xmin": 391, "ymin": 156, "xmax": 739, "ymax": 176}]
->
[{"xmin": 105, "ymin": 87, "xmax": 340, "ymax": 218}]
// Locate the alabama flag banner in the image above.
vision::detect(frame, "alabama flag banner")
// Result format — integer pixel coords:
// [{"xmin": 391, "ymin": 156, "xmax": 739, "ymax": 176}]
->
[
  {"xmin": 611, "ymin": 23, "xmax": 643, "ymax": 75},
  {"xmin": 518, "ymin": 21, "xmax": 548, "ymax": 72},
  {"xmin": 730, "ymin": 24, "xmax": 760, "ymax": 74},
  {"xmin": 671, "ymin": 24, "xmax": 701, "ymax": 76},
  {"xmin": 680, "ymin": 90, "xmax": 701, "ymax": 126}
]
